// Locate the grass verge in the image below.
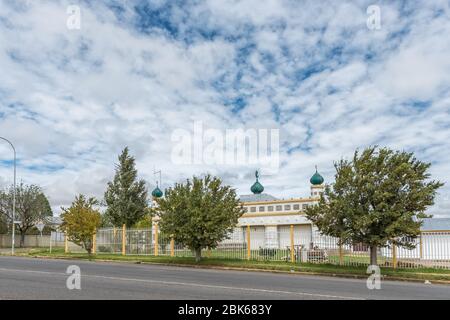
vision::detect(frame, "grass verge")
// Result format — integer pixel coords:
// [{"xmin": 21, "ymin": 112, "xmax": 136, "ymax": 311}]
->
[{"xmin": 4, "ymin": 248, "xmax": 450, "ymax": 283}]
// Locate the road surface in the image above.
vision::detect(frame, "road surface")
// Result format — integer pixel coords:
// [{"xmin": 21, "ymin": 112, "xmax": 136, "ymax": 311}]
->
[{"xmin": 0, "ymin": 256, "xmax": 449, "ymax": 300}]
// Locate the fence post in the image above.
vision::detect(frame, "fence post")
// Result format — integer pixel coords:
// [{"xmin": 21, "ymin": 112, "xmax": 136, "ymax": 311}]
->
[
  {"xmin": 339, "ymin": 242, "xmax": 343, "ymax": 266},
  {"xmin": 290, "ymin": 225, "xmax": 294, "ymax": 263},
  {"xmin": 154, "ymin": 223, "xmax": 159, "ymax": 256},
  {"xmin": 122, "ymin": 224, "xmax": 126, "ymax": 255},
  {"xmin": 64, "ymin": 233, "xmax": 68, "ymax": 254},
  {"xmin": 247, "ymin": 225, "xmax": 251, "ymax": 260},
  {"xmin": 92, "ymin": 229, "xmax": 96, "ymax": 254},
  {"xmin": 170, "ymin": 238, "xmax": 175, "ymax": 257},
  {"xmin": 113, "ymin": 227, "xmax": 116, "ymax": 252},
  {"xmin": 419, "ymin": 232, "xmax": 423, "ymax": 259},
  {"xmin": 392, "ymin": 241, "xmax": 397, "ymax": 269}
]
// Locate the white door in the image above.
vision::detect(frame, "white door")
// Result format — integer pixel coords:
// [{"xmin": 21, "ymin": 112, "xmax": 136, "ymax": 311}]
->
[
  {"xmin": 249, "ymin": 226, "xmax": 265, "ymax": 249},
  {"xmin": 278, "ymin": 225, "xmax": 312, "ymax": 248}
]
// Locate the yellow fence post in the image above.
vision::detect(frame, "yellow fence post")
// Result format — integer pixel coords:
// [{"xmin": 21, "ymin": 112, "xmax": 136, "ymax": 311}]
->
[
  {"xmin": 154, "ymin": 223, "xmax": 159, "ymax": 256},
  {"xmin": 392, "ymin": 241, "xmax": 397, "ymax": 269},
  {"xmin": 170, "ymin": 238, "xmax": 175, "ymax": 257},
  {"xmin": 290, "ymin": 225, "xmax": 294, "ymax": 263},
  {"xmin": 420, "ymin": 232, "xmax": 423, "ymax": 259},
  {"xmin": 92, "ymin": 229, "xmax": 96, "ymax": 254},
  {"xmin": 113, "ymin": 227, "xmax": 116, "ymax": 253},
  {"xmin": 122, "ymin": 224, "xmax": 126, "ymax": 255},
  {"xmin": 339, "ymin": 243, "xmax": 343, "ymax": 266},
  {"xmin": 247, "ymin": 225, "xmax": 251, "ymax": 260},
  {"xmin": 64, "ymin": 233, "xmax": 68, "ymax": 254}
]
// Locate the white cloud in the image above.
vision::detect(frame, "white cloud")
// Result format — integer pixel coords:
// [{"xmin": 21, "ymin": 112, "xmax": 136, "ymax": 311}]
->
[{"xmin": 0, "ymin": 0, "xmax": 449, "ymax": 217}]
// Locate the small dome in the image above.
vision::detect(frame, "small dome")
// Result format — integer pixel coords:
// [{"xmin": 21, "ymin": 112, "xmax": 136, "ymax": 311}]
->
[
  {"xmin": 151, "ymin": 186, "xmax": 163, "ymax": 198},
  {"xmin": 251, "ymin": 170, "xmax": 264, "ymax": 194},
  {"xmin": 251, "ymin": 181, "xmax": 264, "ymax": 194},
  {"xmin": 310, "ymin": 167, "xmax": 324, "ymax": 185}
]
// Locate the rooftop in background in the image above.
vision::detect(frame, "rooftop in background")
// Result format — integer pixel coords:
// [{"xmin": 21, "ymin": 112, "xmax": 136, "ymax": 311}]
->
[
  {"xmin": 239, "ymin": 193, "xmax": 279, "ymax": 203},
  {"xmin": 421, "ymin": 218, "xmax": 450, "ymax": 231}
]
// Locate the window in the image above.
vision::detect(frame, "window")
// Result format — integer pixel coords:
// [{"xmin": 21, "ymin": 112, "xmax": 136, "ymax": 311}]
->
[
  {"xmin": 243, "ymin": 207, "xmax": 248, "ymax": 213},
  {"xmin": 259, "ymin": 206, "xmax": 265, "ymax": 212},
  {"xmin": 268, "ymin": 206, "xmax": 274, "ymax": 212},
  {"xmin": 250, "ymin": 207, "xmax": 256, "ymax": 213},
  {"xmin": 276, "ymin": 205, "xmax": 282, "ymax": 211},
  {"xmin": 293, "ymin": 204, "xmax": 300, "ymax": 210},
  {"xmin": 284, "ymin": 205, "xmax": 291, "ymax": 210},
  {"xmin": 302, "ymin": 204, "xmax": 309, "ymax": 210}
]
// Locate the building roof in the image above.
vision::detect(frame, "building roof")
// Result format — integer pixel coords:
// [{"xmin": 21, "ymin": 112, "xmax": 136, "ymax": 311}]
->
[
  {"xmin": 239, "ymin": 193, "xmax": 279, "ymax": 203},
  {"xmin": 421, "ymin": 218, "xmax": 450, "ymax": 231}
]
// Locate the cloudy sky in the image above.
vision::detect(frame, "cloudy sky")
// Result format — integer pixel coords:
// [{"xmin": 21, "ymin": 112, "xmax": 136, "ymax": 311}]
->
[{"xmin": 0, "ymin": 0, "xmax": 449, "ymax": 217}]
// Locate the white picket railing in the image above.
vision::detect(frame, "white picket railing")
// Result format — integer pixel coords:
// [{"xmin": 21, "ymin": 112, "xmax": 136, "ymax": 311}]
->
[{"xmin": 57, "ymin": 227, "xmax": 450, "ymax": 270}]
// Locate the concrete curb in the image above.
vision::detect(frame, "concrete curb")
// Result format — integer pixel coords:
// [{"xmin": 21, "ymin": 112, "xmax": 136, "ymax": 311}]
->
[{"xmin": 5, "ymin": 253, "xmax": 450, "ymax": 285}]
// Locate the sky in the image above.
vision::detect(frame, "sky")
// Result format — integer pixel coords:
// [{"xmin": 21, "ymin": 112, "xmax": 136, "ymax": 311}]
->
[{"xmin": 0, "ymin": 0, "xmax": 449, "ymax": 217}]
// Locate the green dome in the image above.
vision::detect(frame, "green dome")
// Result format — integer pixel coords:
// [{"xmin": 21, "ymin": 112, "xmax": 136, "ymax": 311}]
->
[
  {"xmin": 310, "ymin": 167, "xmax": 324, "ymax": 185},
  {"xmin": 251, "ymin": 181, "xmax": 264, "ymax": 194},
  {"xmin": 250, "ymin": 170, "xmax": 264, "ymax": 194},
  {"xmin": 151, "ymin": 186, "xmax": 163, "ymax": 198}
]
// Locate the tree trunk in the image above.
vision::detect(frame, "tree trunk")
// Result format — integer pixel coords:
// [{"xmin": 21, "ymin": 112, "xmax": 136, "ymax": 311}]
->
[
  {"xmin": 20, "ymin": 232, "xmax": 25, "ymax": 248},
  {"xmin": 369, "ymin": 245, "xmax": 378, "ymax": 266},
  {"xmin": 194, "ymin": 248, "xmax": 202, "ymax": 262}
]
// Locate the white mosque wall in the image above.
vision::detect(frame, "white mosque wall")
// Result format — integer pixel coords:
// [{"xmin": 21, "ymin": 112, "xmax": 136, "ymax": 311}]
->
[
  {"xmin": 278, "ymin": 225, "xmax": 312, "ymax": 248},
  {"xmin": 250, "ymin": 226, "xmax": 266, "ymax": 249},
  {"xmin": 237, "ymin": 214, "xmax": 311, "ymax": 227},
  {"xmin": 381, "ymin": 233, "xmax": 450, "ymax": 260}
]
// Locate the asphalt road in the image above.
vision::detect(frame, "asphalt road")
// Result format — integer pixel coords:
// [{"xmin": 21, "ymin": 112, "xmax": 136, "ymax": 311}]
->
[{"xmin": 0, "ymin": 256, "xmax": 449, "ymax": 300}]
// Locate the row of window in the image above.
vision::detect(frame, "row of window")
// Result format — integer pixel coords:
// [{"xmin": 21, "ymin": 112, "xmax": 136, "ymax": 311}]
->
[{"xmin": 244, "ymin": 203, "xmax": 310, "ymax": 213}]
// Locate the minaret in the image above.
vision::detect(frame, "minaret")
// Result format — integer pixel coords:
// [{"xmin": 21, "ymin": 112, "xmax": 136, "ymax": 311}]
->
[{"xmin": 310, "ymin": 166, "xmax": 325, "ymax": 197}]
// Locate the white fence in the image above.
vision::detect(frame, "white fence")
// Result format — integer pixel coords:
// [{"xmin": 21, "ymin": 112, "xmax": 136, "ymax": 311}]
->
[
  {"xmin": 3, "ymin": 227, "xmax": 449, "ymax": 269},
  {"xmin": 90, "ymin": 227, "xmax": 450, "ymax": 269}
]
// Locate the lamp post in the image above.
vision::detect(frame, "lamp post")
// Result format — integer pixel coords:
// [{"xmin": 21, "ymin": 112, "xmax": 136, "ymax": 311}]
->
[{"xmin": 0, "ymin": 137, "xmax": 16, "ymax": 255}]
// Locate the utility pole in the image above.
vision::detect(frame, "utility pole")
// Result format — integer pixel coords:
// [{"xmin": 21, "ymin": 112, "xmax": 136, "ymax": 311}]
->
[{"xmin": 0, "ymin": 137, "xmax": 16, "ymax": 255}]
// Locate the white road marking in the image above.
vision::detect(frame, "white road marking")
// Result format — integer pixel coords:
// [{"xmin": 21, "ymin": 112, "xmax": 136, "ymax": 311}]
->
[{"xmin": 0, "ymin": 267, "xmax": 364, "ymax": 300}]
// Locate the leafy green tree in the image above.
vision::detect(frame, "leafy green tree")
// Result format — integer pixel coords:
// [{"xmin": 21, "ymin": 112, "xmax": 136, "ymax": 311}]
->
[
  {"xmin": 104, "ymin": 147, "xmax": 148, "ymax": 227},
  {"xmin": 305, "ymin": 147, "xmax": 443, "ymax": 266},
  {"xmin": 0, "ymin": 183, "xmax": 53, "ymax": 247},
  {"xmin": 153, "ymin": 174, "xmax": 245, "ymax": 262},
  {"xmin": 60, "ymin": 194, "xmax": 101, "ymax": 255},
  {"xmin": 133, "ymin": 208, "xmax": 153, "ymax": 228}
]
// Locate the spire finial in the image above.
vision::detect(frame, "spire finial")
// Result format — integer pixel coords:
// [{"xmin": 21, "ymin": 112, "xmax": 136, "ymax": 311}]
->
[
  {"xmin": 251, "ymin": 170, "xmax": 264, "ymax": 194},
  {"xmin": 152, "ymin": 169, "xmax": 163, "ymax": 198}
]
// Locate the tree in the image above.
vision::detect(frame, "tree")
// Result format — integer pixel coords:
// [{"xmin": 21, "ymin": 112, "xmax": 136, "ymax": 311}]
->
[
  {"xmin": 305, "ymin": 147, "xmax": 443, "ymax": 266},
  {"xmin": 153, "ymin": 174, "xmax": 245, "ymax": 262},
  {"xmin": 60, "ymin": 194, "xmax": 101, "ymax": 255},
  {"xmin": 133, "ymin": 208, "xmax": 153, "ymax": 228},
  {"xmin": 104, "ymin": 147, "xmax": 148, "ymax": 227},
  {"xmin": 0, "ymin": 183, "xmax": 53, "ymax": 247},
  {"xmin": 0, "ymin": 215, "xmax": 7, "ymax": 234}
]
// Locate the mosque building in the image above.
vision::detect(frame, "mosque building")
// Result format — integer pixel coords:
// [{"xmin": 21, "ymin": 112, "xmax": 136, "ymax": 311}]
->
[
  {"xmin": 150, "ymin": 168, "xmax": 325, "ymax": 249},
  {"xmin": 233, "ymin": 168, "xmax": 324, "ymax": 249}
]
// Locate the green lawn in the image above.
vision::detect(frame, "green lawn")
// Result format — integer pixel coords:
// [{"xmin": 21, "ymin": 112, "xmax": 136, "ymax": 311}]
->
[{"xmin": 13, "ymin": 248, "xmax": 450, "ymax": 283}]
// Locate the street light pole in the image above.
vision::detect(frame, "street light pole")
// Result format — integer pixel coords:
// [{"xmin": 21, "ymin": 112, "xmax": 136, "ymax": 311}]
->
[{"xmin": 0, "ymin": 137, "xmax": 16, "ymax": 255}]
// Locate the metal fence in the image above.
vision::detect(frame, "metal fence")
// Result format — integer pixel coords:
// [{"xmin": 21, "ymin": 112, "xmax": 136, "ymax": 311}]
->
[{"xmin": 62, "ymin": 226, "xmax": 450, "ymax": 270}]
